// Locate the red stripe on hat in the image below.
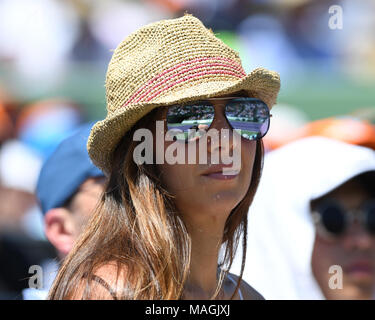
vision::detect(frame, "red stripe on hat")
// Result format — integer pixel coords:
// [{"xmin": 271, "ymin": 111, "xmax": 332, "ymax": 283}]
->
[
  {"xmin": 145, "ymin": 69, "xmax": 242, "ymax": 102},
  {"xmin": 124, "ymin": 57, "xmax": 246, "ymax": 106},
  {"xmin": 134, "ymin": 65, "xmax": 244, "ymax": 104}
]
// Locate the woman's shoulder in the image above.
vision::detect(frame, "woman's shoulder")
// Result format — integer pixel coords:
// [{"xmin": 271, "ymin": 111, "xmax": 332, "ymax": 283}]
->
[
  {"xmin": 68, "ymin": 261, "xmax": 128, "ymax": 300},
  {"xmin": 226, "ymin": 272, "xmax": 265, "ymax": 300}
]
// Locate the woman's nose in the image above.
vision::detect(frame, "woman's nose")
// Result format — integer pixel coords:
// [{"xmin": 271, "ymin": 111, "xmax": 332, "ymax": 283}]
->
[
  {"xmin": 342, "ymin": 223, "xmax": 373, "ymax": 251},
  {"xmin": 206, "ymin": 104, "xmax": 240, "ymax": 157}
]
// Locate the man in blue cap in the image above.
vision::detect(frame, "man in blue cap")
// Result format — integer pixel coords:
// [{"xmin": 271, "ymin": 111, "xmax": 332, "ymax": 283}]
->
[{"xmin": 23, "ymin": 123, "xmax": 105, "ymax": 299}]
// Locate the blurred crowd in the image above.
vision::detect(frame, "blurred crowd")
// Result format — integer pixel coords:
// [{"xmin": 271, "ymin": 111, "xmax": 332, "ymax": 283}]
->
[
  {"xmin": 1, "ymin": 0, "xmax": 375, "ymax": 101},
  {"xmin": 0, "ymin": 0, "xmax": 375, "ymax": 299},
  {"xmin": 0, "ymin": 97, "xmax": 86, "ymax": 298}
]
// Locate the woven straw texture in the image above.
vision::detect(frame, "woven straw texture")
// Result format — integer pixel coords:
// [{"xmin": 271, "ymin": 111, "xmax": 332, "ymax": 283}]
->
[{"xmin": 88, "ymin": 14, "xmax": 281, "ymax": 174}]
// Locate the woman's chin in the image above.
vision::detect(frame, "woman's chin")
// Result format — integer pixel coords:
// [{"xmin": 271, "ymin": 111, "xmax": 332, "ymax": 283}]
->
[{"xmin": 206, "ymin": 191, "xmax": 244, "ymax": 212}]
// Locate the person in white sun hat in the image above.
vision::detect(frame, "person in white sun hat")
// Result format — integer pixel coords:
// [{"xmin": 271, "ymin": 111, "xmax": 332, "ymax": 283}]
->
[{"xmin": 231, "ymin": 136, "xmax": 375, "ymax": 300}]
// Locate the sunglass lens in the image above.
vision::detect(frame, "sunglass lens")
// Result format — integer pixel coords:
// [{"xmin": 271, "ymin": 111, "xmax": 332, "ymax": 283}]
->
[
  {"xmin": 321, "ymin": 204, "xmax": 346, "ymax": 235},
  {"xmin": 225, "ymin": 98, "xmax": 270, "ymax": 140},
  {"xmin": 166, "ymin": 103, "xmax": 214, "ymax": 141}
]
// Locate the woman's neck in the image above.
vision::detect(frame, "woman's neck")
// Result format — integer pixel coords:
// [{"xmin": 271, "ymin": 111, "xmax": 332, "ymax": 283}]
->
[{"xmin": 182, "ymin": 219, "xmax": 225, "ymax": 299}]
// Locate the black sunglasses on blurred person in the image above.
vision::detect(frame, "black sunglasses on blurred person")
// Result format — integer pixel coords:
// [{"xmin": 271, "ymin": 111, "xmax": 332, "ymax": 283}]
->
[{"xmin": 311, "ymin": 199, "xmax": 375, "ymax": 238}]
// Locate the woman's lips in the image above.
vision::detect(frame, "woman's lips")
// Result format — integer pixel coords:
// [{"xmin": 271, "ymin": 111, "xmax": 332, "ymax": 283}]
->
[
  {"xmin": 345, "ymin": 260, "xmax": 374, "ymax": 277},
  {"xmin": 201, "ymin": 164, "xmax": 240, "ymax": 180},
  {"xmin": 202, "ymin": 170, "xmax": 239, "ymax": 180},
  {"xmin": 204, "ymin": 173, "xmax": 238, "ymax": 180}
]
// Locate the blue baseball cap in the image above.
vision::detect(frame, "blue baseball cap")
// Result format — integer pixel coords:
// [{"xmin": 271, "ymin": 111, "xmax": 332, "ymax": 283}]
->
[{"xmin": 36, "ymin": 122, "xmax": 104, "ymax": 215}]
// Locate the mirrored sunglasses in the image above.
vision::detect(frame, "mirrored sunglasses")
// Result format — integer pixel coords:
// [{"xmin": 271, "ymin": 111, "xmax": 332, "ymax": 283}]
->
[{"xmin": 166, "ymin": 97, "xmax": 271, "ymax": 142}]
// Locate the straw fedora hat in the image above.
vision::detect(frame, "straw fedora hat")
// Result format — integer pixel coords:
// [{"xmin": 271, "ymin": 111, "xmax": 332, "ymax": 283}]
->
[{"xmin": 88, "ymin": 14, "xmax": 281, "ymax": 174}]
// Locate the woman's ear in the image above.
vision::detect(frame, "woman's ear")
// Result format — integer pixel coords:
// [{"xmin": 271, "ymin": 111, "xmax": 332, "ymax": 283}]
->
[{"xmin": 44, "ymin": 208, "xmax": 76, "ymax": 257}]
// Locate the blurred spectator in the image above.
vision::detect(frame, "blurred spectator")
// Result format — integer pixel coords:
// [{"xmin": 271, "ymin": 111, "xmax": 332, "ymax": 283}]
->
[
  {"xmin": 298, "ymin": 117, "xmax": 375, "ymax": 150},
  {"xmin": 237, "ymin": 13, "xmax": 301, "ymax": 80},
  {"xmin": 180, "ymin": 0, "xmax": 246, "ymax": 31},
  {"xmin": 0, "ymin": 140, "xmax": 42, "ymax": 234},
  {"xmin": 339, "ymin": 0, "xmax": 375, "ymax": 78},
  {"xmin": 144, "ymin": 0, "xmax": 187, "ymax": 13},
  {"xmin": 310, "ymin": 169, "xmax": 375, "ymax": 299},
  {"xmin": 269, "ymin": 116, "xmax": 375, "ymax": 150},
  {"xmin": 0, "ymin": 232, "xmax": 56, "ymax": 299},
  {"xmin": 88, "ymin": 0, "xmax": 170, "ymax": 53},
  {"xmin": 0, "ymin": 83, "xmax": 18, "ymax": 146},
  {"xmin": 285, "ymin": 1, "xmax": 339, "ymax": 62},
  {"xmin": 0, "ymin": 97, "xmax": 88, "ymax": 299},
  {"xmin": 231, "ymin": 137, "xmax": 375, "ymax": 299},
  {"xmin": 0, "ymin": 97, "xmax": 86, "ymax": 238},
  {"xmin": 22, "ymin": 123, "xmax": 105, "ymax": 299},
  {"xmin": 0, "ymin": 103, "xmax": 13, "ymax": 145},
  {"xmin": 0, "ymin": 139, "xmax": 57, "ymax": 299},
  {"xmin": 16, "ymin": 98, "xmax": 84, "ymax": 160},
  {"xmin": 0, "ymin": 0, "xmax": 80, "ymax": 82}
]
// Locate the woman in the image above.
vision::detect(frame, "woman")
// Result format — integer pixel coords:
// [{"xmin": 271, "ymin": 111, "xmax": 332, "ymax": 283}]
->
[
  {"xmin": 48, "ymin": 14, "xmax": 280, "ymax": 300},
  {"xmin": 231, "ymin": 137, "xmax": 375, "ymax": 299}
]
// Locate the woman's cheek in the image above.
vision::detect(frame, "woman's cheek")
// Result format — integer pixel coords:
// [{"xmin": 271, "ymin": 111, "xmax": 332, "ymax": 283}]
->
[
  {"xmin": 241, "ymin": 139, "xmax": 257, "ymax": 178},
  {"xmin": 158, "ymin": 162, "xmax": 194, "ymax": 195}
]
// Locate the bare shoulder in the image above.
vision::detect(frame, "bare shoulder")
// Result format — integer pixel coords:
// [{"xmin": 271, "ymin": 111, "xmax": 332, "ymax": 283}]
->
[
  {"xmin": 68, "ymin": 261, "xmax": 128, "ymax": 300},
  {"xmin": 94, "ymin": 261, "xmax": 128, "ymax": 287},
  {"xmin": 227, "ymin": 272, "xmax": 265, "ymax": 300}
]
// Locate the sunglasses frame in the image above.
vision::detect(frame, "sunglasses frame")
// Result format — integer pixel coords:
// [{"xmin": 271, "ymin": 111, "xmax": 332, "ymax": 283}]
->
[
  {"xmin": 164, "ymin": 96, "xmax": 272, "ymax": 143},
  {"xmin": 311, "ymin": 199, "xmax": 375, "ymax": 239}
]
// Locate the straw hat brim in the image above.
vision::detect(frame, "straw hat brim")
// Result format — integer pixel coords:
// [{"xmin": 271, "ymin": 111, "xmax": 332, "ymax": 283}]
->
[{"xmin": 88, "ymin": 67, "xmax": 280, "ymax": 175}]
